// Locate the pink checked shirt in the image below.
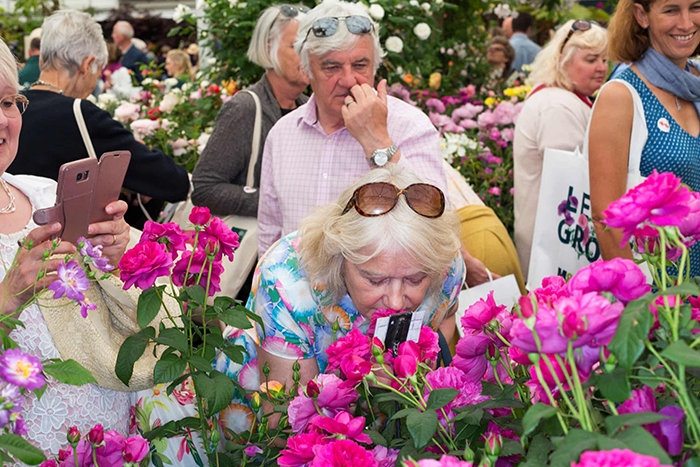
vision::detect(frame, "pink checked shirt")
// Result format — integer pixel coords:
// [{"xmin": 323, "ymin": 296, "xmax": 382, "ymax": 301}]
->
[{"xmin": 257, "ymin": 94, "xmax": 448, "ymax": 256}]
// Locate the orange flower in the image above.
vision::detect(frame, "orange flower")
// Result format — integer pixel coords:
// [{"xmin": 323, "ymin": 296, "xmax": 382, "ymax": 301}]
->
[
  {"xmin": 402, "ymin": 74, "xmax": 414, "ymax": 84},
  {"xmin": 449, "ymin": 61, "xmax": 454, "ymax": 66}
]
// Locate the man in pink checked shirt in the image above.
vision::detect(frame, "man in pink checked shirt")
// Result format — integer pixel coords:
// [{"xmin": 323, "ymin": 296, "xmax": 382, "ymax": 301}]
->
[{"xmin": 257, "ymin": 0, "xmax": 493, "ymax": 286}]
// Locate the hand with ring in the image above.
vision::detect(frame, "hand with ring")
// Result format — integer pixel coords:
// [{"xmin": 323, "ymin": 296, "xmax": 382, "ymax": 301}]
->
[
  {"xmin": 340, "ymin": 79, "xmax": 395, "ymax": 159},
  {"xmin": 86, "ymin": 199, "xmax": 130, "ymax": 268}
]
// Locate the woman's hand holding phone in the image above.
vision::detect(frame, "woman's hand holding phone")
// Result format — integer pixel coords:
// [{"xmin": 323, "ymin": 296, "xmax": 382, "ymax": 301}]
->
[{"xmin": 86, "ymin": 200, "xmax": 130, "ymax": 268}]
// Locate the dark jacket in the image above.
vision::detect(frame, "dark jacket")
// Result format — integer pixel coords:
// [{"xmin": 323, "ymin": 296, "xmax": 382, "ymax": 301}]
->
[
  {"xmin": 9, "ymin": 89, "xmax": 189, "ymax": 202},
  {"xmin": 191, "ymin": 74, "xmax": 308, "ymax": 217},
  {"xmin": 120, "ymin": 46, "xmax": 149, "ymax": 82},
  {"xmin": 18, "ymin": 55, "xmax": 40, "ymax": 88}
]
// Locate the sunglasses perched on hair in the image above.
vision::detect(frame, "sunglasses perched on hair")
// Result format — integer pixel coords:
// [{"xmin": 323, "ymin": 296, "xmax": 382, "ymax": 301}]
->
[
  {"xmin": 341, "ymin": 182, "xmax": 446, "ymax": 218},
  {"xmin": 300, "ymin": 15, "xmax": 374, "ymax": 49},
  {"xmin": 560, "ymin": 20, "xmax": 600, "ymax": 53},
  {"xmin": 278, "ymin": 4, "xmax": 310, "ymax": 18}
]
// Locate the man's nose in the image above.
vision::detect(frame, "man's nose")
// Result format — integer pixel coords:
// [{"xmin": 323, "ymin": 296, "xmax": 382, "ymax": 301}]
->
[{"xmin": 338, "ymin": 65, "xmax": 359, "ymax": 89}]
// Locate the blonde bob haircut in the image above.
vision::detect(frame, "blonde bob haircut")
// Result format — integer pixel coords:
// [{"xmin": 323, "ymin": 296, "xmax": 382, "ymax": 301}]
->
[
  {"xmin": 298, "ymin": 164, "xmax": 461, "ymax": 303},
  {"xmin": 527, "ymin": 20, "xmax": 608, "ymax": 91},
  {"xmin": 0, "ymin": 38, "xmax": 20, "ymax": 93}
]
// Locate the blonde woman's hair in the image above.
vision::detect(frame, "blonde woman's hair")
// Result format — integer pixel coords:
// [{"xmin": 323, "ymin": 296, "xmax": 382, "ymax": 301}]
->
[
  {"xmin": 167, "ymin": 49, "xmax": 194, "ymax": 81},
  {"xmin": 298, "ymin": 164, "xmax": 461, "ymax": 302},
  {"xmin": 527, "ymin": 20, "xmax": 608, "ymax": 91},
  {"xmin": 0, "ymin": 38, "xmax": 19, "ymax": 92}
]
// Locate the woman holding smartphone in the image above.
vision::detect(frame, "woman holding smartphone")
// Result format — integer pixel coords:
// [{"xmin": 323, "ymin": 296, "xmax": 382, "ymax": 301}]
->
[{"xmin": 0, "ymin": 37, "xmax": 133, "ymax": 456}]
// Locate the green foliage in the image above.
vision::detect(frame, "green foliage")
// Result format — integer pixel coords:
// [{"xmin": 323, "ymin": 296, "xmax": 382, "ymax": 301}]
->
[
  {"xmin": 43, "ymin": 359, "xmax": 98, "ymax": 386},
  {"xmin": 0, "ymin": 434, "xmax": 46, "ymax": 465}
]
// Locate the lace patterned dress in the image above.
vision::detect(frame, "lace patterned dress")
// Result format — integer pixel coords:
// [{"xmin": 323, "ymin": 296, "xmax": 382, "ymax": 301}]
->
[{"xmin": 0, "ymin": 173, "xmax": 131, "ymax": 463}]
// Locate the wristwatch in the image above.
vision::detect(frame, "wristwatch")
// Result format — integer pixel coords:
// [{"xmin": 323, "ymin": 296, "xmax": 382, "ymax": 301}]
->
[{"xmin": 368, "ymin": 144, "xmax": 398, "ymax": 168}]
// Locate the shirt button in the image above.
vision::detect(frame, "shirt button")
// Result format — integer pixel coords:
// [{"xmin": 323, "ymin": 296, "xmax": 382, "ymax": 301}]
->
[{"xmin": 323, "ymin": 173, "xmax": 328, "ymax": 179}]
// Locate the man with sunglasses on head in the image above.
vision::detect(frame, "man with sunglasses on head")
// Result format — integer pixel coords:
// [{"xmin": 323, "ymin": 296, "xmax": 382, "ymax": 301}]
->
[{"xmin": 257, "ymin": 1, "xmax": 447, "ymax": 255}]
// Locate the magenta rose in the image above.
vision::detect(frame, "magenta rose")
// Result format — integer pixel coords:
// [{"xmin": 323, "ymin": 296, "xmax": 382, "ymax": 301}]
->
[
  {"xmin": 554, "ymin": 292, "xmax": 624, "ymax": 348},
  {"xmin": 279, "ymin": 432, "xmax": 328, "ymax": 467},
  {"xmin": 326, "ymin": 329, "xmax": 371, "ymax": 372},
  {"xmin": 311, "ymin": 439, "xmax": 378, "ymax": 467},
  {"xmin": 189, "ymin": 206, "xmax": 212, "ymax": 226},
  {"xmin": 618, "ymin": 387, "xmax": 684, "ymax": 455},
  {"xmin": 370, "ymin": 446, "xmax": 399, "ymax": 467},
  {"xmin": 63, "ymin": 430, "xmax": 127, "ymax": 467},
  {"xmin": 197, "ymin": 217, "xmax": 240, "ymax": 261},
  {"xmin": 418, "ymin": 326, "xmax": 439, "ymax": 363},
  {"xmin": 339, "ymin": 355, "xmax": 372, "ymax": 388},
  {"xmin": 424, "ymin": 367, "xmax": 487, "ymax": 423},
  {"xmin": 453, "ymin": 333, "xmax": 510, "ymax": 384},
  {"xmin": 311, "ymin": 411, "xmax": 371, "ymax": 444},
  {"xmin": 288, "ymin": 374, "xmax": 358, "ymax": 433},
  {"xmin": 532, "ymin": 276, "xmax": 569, "ymax": 305},
  {"xmin": 602, "ymin": 170, "xmax": 692, "ymax": 246},
  {"xmin": 568, "ymin": 258, "xmax": 650, "ymax": 304},
  {"xmin": 172, "ymin": 249, "xmax": 224, "ymax": 295},
  {"xmin": 572, "ymin": 449, "xmax": 671, "ymax": 467},
  {"xmin": 118, "ymin": 241, "xmax": 173, "ymax": 290},
  {"xmin": 681, "ymin": 191, "xmax": 700, "ymax": 241},
  {"xmin": 140, "ymin": 221, "xmax": 189, "ymax": 259},
  {"xmin": 123, "ymin": 435, "xmax": 149, "ymax": 463}
]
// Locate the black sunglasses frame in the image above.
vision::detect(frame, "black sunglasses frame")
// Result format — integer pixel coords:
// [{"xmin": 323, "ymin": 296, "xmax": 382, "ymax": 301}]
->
[
  {"xmin": 560, "ymin": 20, "xmax": 600, "ymax": 53},
  {"xmin": 300, "ymin": 15, "xmax": 374, "ymax": 50}
]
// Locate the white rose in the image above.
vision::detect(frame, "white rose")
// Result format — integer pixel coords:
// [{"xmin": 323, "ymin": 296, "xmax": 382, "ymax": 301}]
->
[
  {"xmin": 228, "ymin": 0, "xmax": 237, "ymax": 6},
  {"xmin": 368, "ymin": 4, "xmax": 384, "ymax": 19},
  {"xmin": 409, "ymin": 0, "xmax": 419, "ymax": 6},
  {"xmin": 197, "ymin": 132, "xmax": 211, "ymax": 154},
  {"xmin": 200, "ymin": 80, "xmax": 210, "ymax": 89},
  {"xmin": 159, "ymin": 92, "xmax": 181, "ymax": 113},
  {"xmin": 421, "ymin": 2, "xmax": 430, "ymax": 11},
  {"xmin": 161, "ymin": 118, "xmax": 175, "ymax": 131},
  {"xmin": 396, "ymin": 66, "xmax": 404, "ymax": 75},
  {"xmin": 130, "ymin": 119, "xmax": 160, "ymax": 139},
  {"xmin": 170, "ymin": 137, "xmax": 191, "ymax": 156},
  {"xmin": 435, "ymin": 0, "xmax": 443, "ymax": 3},
  {"xmin": 172, "ymin": 4, "xmax": 191, "ymax": 23},
  {"xmin": 98, "ymin": 93, "xmax": 117, "ymax": 105},
  {"xmin": 237, "ymin": 2, "xmax": 246, "ymax": 7},
  {"xmin": 413, "ymin": 22, "xmax": 431, "ymax": 40},
  {"xmin": 141, "ymin": 78, "xmax": 153, "ymax": 86},
  {"xmin": 164, "ymin": 77, "xmax": 179, "ymax": 88},
  {"xmin": 385, "ymin": 36, "xmax": 404, "ymax": 54}
]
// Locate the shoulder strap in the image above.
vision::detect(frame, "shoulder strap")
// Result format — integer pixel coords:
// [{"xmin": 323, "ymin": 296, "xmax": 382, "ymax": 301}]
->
[
  {"xmin": 73, "ymin": 99, "xmax": 97, "ymax": 159},
  {"xmin": 240, "ymin": 90, "xmax": 263, "ymax": 188}
]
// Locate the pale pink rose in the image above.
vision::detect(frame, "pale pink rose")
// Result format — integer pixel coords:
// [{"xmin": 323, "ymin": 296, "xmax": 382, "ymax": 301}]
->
[
  {"xmin": 114, "ymin": 102, "xmax": 140, "ymax": 122},
  {"xmin": 130, "ymin": 119, "xmax": 160, "ymax": 139},
  {"xmin": 170, "ymin": 138, "xmax": 191, "ymax": 156},
  {"xmin": 158, "ymin": 92, "xmax": 180, "ymax": 113}
]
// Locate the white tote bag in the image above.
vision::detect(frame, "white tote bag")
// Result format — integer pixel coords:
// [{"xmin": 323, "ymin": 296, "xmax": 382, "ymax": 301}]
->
[
  {"xmin": 526, "ymin": 79, "xmax": 648, "ymax": 290},
  {"xmin": 168, "ymin": 90, "xmax": 262, "ymax": 299}
]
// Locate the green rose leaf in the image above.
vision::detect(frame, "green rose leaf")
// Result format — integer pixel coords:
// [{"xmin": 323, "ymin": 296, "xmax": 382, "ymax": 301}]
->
[
  {"xmin": 43, "ymin": 359, "xmax": 97, "ymax": 386},
  {"xmin": 137, "ymin": 285, "xmax": 166, "ymax": 329},
  {"xmin": 609, "ymin": 297, "xmax": 654, "ymax": 370},
  {"xmin": 0, "ymin": 434, "xmax": 46, "ymax": 464},
  {"xmin": 219, "ymin": 307, "xmax": 253, "ymax": 330},
  {"xmin": 615, "ymin": 426, "xmax": 673, "ymax": 465},
  {"xmin": 605, "ymin": 412, "xmax": 670, "ymax": 435},
  {"xmin": 154, "ymin": 328, "xmax": 189, "ymax": 354},
  {"xmin": 425, "ymin": 388, "xmax": 459, "ymax": 412},
  {"xmin": 116, "ymin": 326, "xmax": 155, "ymax": 387},
  {"xmin": 661, "ymin": 341, "xmax": 700, "ymax": 367},
  {"xmin": 596, "ymin": 367, "xmax": 631, "ymax": 403},
  {"xmin": 548, "ymin": 429, "xmax": 598, "ymax": 467},
  {"xmin": 153, "ymin": 354, "xmax": 188, "ymax": 385},
  {"xmin": 522, "ymin": 403, "xmax": 559, "ymax": 437},
  {"xmin": 406, "ymin": 410, "xmax": 438, "ymax": 449}
]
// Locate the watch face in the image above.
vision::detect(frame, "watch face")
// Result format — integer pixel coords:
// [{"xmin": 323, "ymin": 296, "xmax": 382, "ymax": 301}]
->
[{"xmin": 374, "ymin": 150, "xmax": 389, "ymax": 166}]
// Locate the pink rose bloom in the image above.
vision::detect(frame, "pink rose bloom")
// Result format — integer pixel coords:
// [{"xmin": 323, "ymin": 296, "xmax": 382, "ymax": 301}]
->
[
  {"xmin": 489, "ymin": 186, "xmax": 501, "ymax": 196},
  {"xmin": 114, "ymin": 102, "xmax": 140, "ymax": 122},
  {"xmin": 311, "ymin": 439, "xmax": 377, "ymax": 467},
  {"xmin": 119, "ymin": 241, "xmax": 173, "ymax": 290},
  {"xmin": 465, "ymin": 84, "xmax": 477, "ymax": 97},
  {"xmin": 123, "ymin": 436, "xmax": 149, "ymax": 463},
  {"xmin": 460, "ymin": 291, "xmax": 512, "ymax": 340},
  {"xmin": 510, "ymin": 303, "xmax": 569, "ymax": 354},
  {"xmin": 430, "ymin": 111, "xmax": 452, "ymax": 129},
  {"xmin": 452, "ymin": 103, "xmax": 483, "ymax": 121},
  {"xmin": 339, "ymin": 354, "xmax": 372, "ymax": 388},
  {"xmin": 453, "ymin": 333, "xmax": 510, "ymax": 383},
  {"xmin": 326, "ymin": 329, "xmax": 371, "ymax": 372},
  {"xmin": 368, "ymin": 309, "xmax": 401, "ymax": 337},
  {"xmin": 63, "ymin": 430, "xmax": 127, "ymax": 467},
  {"xmin": 568, "ymin": 258, "xmax": 650, "ymax": 304},
  {"xmin": 197, "ymin": 217, "xmax": 240, "ymax": 261},
  {"xmin": 602, "ymin": 170, "xmax": 692, "ymax": 246},
  {"xmin": 311, "ymin": 411, "xmax": 371, "ymax": 444},
  {"xmin": 477, "ymin": 110, "xmax": 497, "ymax": 128},
  {"xmin": 370, "ymin": 446, "xmax": 399, "ymax": 467},
  {"xmin": 130, "ymin": 118, "xmax": 160, "ymax": 139},
  {"xmin": 407, "ymin": 455, "xmax": 474, "ymax": 467},
  {"xmin": 288, "ymin": 374, "xmax": 358, "ymax": 433},
  {"xmin": 524, "ymin": 355, "xmax": 579, "ymax": 405},
  {"xmin": 572, "ymin": 449, "xmax": 671, "ymax": 467},
  {"xmin": 500, "ymin": 127, "xmax": 514, "ymax": 142},
  {"xmin": 169, "ymin": 138, "xmax": 191, "ymax": 156},
  {"xmin": 172, "ymin": 249, "xmax": 224, "ymax": 295},
  {"xmin": 443, "ymin": 121, "xmax": 465, "ymax": 133},
  {"xmin": 555, "ymin": 292, "xmax": 624, "ymax": 347},
  {"xmin": 618, "ymin": 387, "xmax": 684, "ymax": 455},
  {"xmin": 418, "ymin": 326, "xmax": 439, "ymax": 363},
  {"xmin": 189, "ymin": 206, "xmax": 212, "ymax": 226},
  {"xmin": 459, "ymin": 118, "xmax": 478, "ymax": 129},
  {"xmin": 680, "ymin": 191, "xmax": 700, "ymax": 241},
  {"xmin": 279, "ymin": 432, "xmax": 328, "ymax": 467},
  {"xmin": 424, "ymin": 367, "xmax": 487, "ymax": 422},
  {"xmin": 425, "ymin": 98, "xmax": 447, "ymax": 114},
  {"xmin": 140, "ymin": 221, "xmax": 189, "ymax": 260},
  {"xmin": 493, "ymin": 101, "xmax": 516, "ymax": 125},
  {"xmin": 532, "ymin": 276, "xmax": 569, "ymax": 305}
]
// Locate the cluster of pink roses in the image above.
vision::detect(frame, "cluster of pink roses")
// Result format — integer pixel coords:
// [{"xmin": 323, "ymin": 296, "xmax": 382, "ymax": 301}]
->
[
  {"xmin": 40, "ymin": 424, "xmax": 149, "ymax": 467},
  {"xmin": 118, "ymin": 206, "xmax": 239, "ymax": 296}
]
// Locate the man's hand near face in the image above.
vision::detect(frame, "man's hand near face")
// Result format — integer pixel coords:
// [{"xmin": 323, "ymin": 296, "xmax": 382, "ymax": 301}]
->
[{"xmin": 341, "ymin": 79, "xmax": 400, "ymax": 163}]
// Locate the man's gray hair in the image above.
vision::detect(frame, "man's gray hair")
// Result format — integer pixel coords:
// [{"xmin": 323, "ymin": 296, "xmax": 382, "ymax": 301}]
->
[
  {"xmin": 248, "ymin": 5, "xmax": 304, "ymax": 75},
  {"xmin": 41, "ymin": 10, "xmax": 108, "ymax": 76},
  {"xmin": 294, "ymin": 0, "xmax": 384, "ymax": 78},
  {"xmin": 113, "ymin": 21, "xmax": 134, "ymax": 40}
]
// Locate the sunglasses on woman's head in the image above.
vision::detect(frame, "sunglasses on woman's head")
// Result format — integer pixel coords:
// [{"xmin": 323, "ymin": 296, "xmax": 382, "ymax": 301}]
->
[
  {"xmin": 341, "ymin": 182, "xmax": 446, "ymax": 218},
  {"xmin": 300, "ymin": 15, "xmax": 374, "ymax": 50},
  {"xmin": 279, "ymin": 4, "xmax": 310, "ymax": 18},
  {"xmin": 560, "ymin": 20, "xmax": 600, "ymax": 53}
]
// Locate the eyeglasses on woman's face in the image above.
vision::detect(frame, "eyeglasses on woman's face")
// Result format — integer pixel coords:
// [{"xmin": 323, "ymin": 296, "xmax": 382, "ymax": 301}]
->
[{"xmin": 0, "ymin": 95, "xmax": 29, "ymax": 119}]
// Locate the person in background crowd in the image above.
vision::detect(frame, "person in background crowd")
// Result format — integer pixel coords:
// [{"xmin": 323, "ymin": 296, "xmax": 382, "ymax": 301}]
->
[
  {"xmin": 509, "ymin": 12, "xmax": 542, "ymax": 72},
  {"xmin": 513, "ymin": 19, "xmax": 608, "ymax": 280},
  {"xmin": 186, "ymin": 43, "xmax": 200, "ymax": 73},
  {"xmin": 0, "ymin": 35, "xmax": 134, "ymax": 457},
  {"xmin": 18, "ymin": 37, "xmax": 41, "ymax": 88},
  {"xmin": 164, "ymin": 49, "xmax": 195, "ymax": 87},
  {"xmin": 101, "ymin": 42, "xmax": 122, "ymax": 91},
  {"xmin": 486, "ymin": 36, "xmax": 517, "ymax": 84},
  {"xmin": 112, "ymin": 20, "xmax": 149, "ymax": 82},
  {"xmin": 191, "ymin": 4, "xmax": 310, "ymax": 299},
  {"xmin": 9, "ymin": 10, "xmax": 189, "ymax": 229},
  {"xmin": 588, "ymin": 0, "xmax": 700, "ymax": 276},
  {"xmin": 257, "ymin": 0, "xmax": 494, "ymax": 286}
]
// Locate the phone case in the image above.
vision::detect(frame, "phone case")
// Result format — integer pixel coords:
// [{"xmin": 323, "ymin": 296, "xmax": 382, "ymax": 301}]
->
[{"xmin": 33, "ymin": 151, "xmax": 131, "ymax": 244}]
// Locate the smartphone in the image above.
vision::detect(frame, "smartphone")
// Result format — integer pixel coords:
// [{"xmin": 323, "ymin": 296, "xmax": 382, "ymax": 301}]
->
[
  {"xmin": 33, "ymin": 151, "xmax": 131, "ymax": 244},
  {"xmin": 373, "ymin": 311, "xmax": 425, "ymax": 357}
]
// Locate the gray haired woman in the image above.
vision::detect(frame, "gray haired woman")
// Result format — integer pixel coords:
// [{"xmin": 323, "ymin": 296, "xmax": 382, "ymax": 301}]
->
[
  {"xmin": 8, "ymin": 10, "xmax": 190, "ymax": 229},
  {"xmin": 191, "ymin": 4, "xmax": 310, "ymax": 218}
]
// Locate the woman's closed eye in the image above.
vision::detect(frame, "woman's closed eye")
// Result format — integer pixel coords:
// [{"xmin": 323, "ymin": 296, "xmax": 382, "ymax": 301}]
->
[{"xmin": 368, "ymin": 278, "xmax": 389, "ymax": 286}]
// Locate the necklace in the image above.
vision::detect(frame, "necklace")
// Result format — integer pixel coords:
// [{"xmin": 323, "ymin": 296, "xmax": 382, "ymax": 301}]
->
[
  {"xmin": 0, "ymin": 179, "xmax": 16, "ymax": 214},
  {"xmin": 33, "ymin": 80, "xmax": 64, "ymax": 95},
  {"xmin": 676, "ymin": 95, "xmax": 682, "ymax": 111}
]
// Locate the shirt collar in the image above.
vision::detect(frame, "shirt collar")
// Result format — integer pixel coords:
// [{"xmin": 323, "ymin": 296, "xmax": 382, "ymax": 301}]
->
[{"xmin": 297, "ymin": 94, "xmax": 319, "ymax": 128}]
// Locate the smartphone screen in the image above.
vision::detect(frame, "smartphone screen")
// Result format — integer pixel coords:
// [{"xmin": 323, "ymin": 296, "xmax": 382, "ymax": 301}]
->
[{"xmin": 373, "ymin": 311, "xmax": 425, "ymax": 356}]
